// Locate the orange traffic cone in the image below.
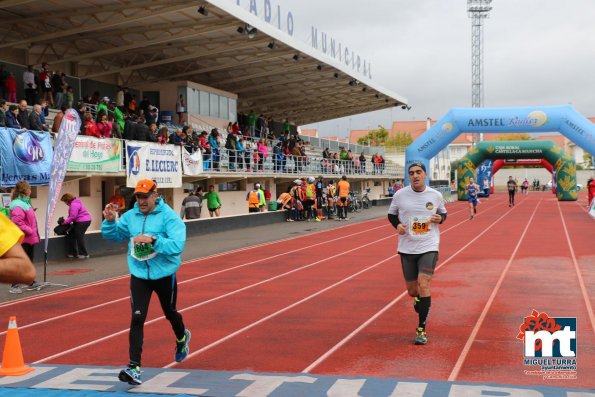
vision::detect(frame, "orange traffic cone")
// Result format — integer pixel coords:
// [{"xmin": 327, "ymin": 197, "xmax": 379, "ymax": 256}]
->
[{"xmin": 0, "ymin": 316, "xmax": 34, "ymax": 376}]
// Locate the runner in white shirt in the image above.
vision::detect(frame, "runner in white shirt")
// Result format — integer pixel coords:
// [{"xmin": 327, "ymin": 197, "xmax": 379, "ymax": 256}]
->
[{"xmin": 387, "ymin": 162, "xmax": 447, "ymax": 345}]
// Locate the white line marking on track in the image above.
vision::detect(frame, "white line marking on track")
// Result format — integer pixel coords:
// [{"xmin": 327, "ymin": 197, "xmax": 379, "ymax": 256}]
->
[
  {"xmin": 33, "ymin": 232, "xmax": 395, "ymax": 364},
  {"xmin": 0, "ymin": 218, "xmax": 387, "ymax": 308},
  {"xmin": 303, "ymin": 201, "xmax": 518, "ymax": 373},
  {"xmin": 557, "ymin": 200, "xmax": 595, "ymax": 337},
  {"xmin": 163, "ymin": 254, "xmax": 400, "ymax": 368},
  {"xmin": 2, "ymin": 224, "xmax": 390, "ymax": 334},
  {"xmin": 447, "ymin": 200, "xmax": 542, "ymax": 381}
]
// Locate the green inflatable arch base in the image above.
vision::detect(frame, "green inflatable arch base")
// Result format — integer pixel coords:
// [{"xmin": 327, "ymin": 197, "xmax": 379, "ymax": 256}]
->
[{"xmin": 457, "ymin": 140, "xmax": 577, "ymax": 201}]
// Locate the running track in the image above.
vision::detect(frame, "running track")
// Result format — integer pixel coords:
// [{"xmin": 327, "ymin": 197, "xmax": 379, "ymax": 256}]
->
[{"xmin": 0, "ymin": 191, "xmax": 593, "ymax": 394}]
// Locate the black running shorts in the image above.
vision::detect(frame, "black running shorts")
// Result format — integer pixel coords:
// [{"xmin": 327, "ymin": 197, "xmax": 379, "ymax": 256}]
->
[{"xmin": 399, "ymin": 251, "xmax": 439, "ymax": 282}]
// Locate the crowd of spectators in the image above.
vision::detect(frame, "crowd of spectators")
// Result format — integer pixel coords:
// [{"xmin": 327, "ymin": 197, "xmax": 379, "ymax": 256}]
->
[{"xmin": 0, "ymin": 62, "xmax": 393, "ymax": 176}]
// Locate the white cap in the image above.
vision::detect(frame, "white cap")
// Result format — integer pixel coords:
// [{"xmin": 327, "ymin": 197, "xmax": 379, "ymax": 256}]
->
[
  {"xmin": 102, "ymin": 96, "xmax": 110, "ymax": 102},
  {"xmin": 294, "ymin": 179, "xmax": 301, "ymax": 184},
  {"xmin": 255, "ymin": 183, "xmax": 261, "ymax": 189},
  {"xmin": 307, "ymin": 176, "xmax": 315, "ymax": 183}
]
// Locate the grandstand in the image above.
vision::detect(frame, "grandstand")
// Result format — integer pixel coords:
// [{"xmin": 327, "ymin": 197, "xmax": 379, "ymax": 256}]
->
[{"xmin": 0, "ymin": 1, "xmax": 408, "ymax": 236}]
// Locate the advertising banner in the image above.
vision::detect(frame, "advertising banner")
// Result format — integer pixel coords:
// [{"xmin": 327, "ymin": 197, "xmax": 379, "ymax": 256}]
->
[
  {"xmin": 44, "ymin": 109, "xmax": 81, "ymax": 251},
  {"xmin": 125, "ymin": 141, "xmax": 182, "ymax": 188},
  {"xmin": 67, "ymin": 136, "xmax": 122, "ymax": 172},
  {"xmin": 182, "ymin": 147, "xmax": 203, "ymax": 176},
  {"xmin": 0, "ymin": 128, "xmax": 53, "ymax": 187}
]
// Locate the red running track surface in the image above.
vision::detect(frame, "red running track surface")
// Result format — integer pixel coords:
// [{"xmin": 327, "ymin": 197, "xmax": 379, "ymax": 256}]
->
[{"xmin": 0, "ymin": 191, "xmax": 593, "ymax": 389}]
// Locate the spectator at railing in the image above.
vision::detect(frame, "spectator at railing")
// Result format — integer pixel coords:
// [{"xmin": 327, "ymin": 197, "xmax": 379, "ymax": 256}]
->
[
  {"xmin": 83, "ymin": 112, "xmax": 99, "ymax": 137},
  {"xmin": 225, "ymin": 132, "xmax": 238, "ymax": 170},
  {"xmin": 109, "ymin": 112, "xmax": 122, "ymax": 139},
  {"xmin": 273, "ymin": 142, "xmax": 285, "ymax": 172},
  {"xmin": 23, "ymin": 65, "xmax": 37, "ymax": 105},
  {"xmin": 115, "ymin": 86, "xmax": 124, "ymax": 112},
  {"xmin": 97, "ymin": 96, "xmax": 109, "ymax": 116},
  {"xmin": 128, "ymin": 94, "xmax": 136, "ymax": 114},
  {"xmin": 39, "ymin": 63, "xmax": 54, "ymax": 107},
  {"xmin": 51, "ymin": 72, "xmax": 65, "ymax": 108},
  {"xmin": 29, "ymin": 104, "xmax": 48, "ymax": 132},
  {"xmin": 359, "ymin": 152, "xmax": 366, "ymax": 174},
  {"xmin": 0, "ymin": 99, "xmax": 6, "ymax": 127},
  {"xmin": 236, "ymin": 136, "xmax": 246, "ymax": 170},
  {"xmin": 156, "ymin": 126, "xmax": 169, "ymax": 144},
  {"xmin": 208, "ymin": 128, "xmax": 221, "ymax": 170},
  {"xmin": 232, "ymin": 121, "xmax": 240, "ymax": 134},
  {"xmin": 5, "ymin": 72, "xmax": 17, "ymax": 103},
  {"xmin": 169, "ymin": 128, "xmax": 186, "ymax": 146},
  {"xmin": 17, "ymin": 100, "xmax": 30, "ymax": 130},
  {"xmin": 247, "ymin": 110, "xmax": 256, "ymax": 137},
  {"xmin": 95, "ymin": 112, "xmax": 112, "ymax": 138},
  {"xmin": 5, "ymin": 105, "xmax": 22, "ymax": 129},
  {"xmin": 256, "ymin": 137, "xmax": 268, "ymax": 172}
]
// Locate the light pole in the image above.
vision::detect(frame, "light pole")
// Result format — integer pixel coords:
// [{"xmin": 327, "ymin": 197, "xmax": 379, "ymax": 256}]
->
[{"xmin": 468, "ymin": 0, "xmax": 492, "ymax": 144}]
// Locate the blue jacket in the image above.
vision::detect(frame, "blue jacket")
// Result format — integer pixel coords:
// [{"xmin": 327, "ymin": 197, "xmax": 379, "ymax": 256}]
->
[{"xmin": 101, "ymin": 198, "xmax": 186, "ymax": 280}]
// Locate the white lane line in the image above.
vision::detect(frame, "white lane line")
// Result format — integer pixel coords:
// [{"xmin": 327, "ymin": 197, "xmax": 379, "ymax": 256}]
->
[
  {"xmin": 30, "ymin": 201, "xmax": 500, "ymax": 362},
  {"xmin": 2, "ymin": 224, "xmax": 390, "ymax": 334},
  {"xmin": 557, "ymin": 200, "xmax": 595, "ymax": 337},
  {"xmin": 163, "ymin": 254, "xmax": 400, "ymax": 368},
  {"xmin": 447, "ymin": 200, "xmax": 541, "ymax": 381},
  {"xmin": 303, "ymin": 201, "xmax": 519, "ymax": 373},
  {"xmin": 0, "ymin": 218, "xmax": 388, "ymax": 308},
  {"xmin": 33, "ymin": 233, "xmax": 395, "ymax": 364}
]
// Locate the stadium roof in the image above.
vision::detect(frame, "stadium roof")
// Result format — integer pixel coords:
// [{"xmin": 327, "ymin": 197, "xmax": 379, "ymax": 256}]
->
[{"xmin": 0, "ymin": 0, "xmax": 409, "ymax": 125}]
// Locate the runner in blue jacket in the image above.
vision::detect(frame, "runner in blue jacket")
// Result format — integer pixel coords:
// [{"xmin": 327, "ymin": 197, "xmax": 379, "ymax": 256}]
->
[{"xmin": 101, "ymin": 179, "xmax": 190, "ymax": 385}]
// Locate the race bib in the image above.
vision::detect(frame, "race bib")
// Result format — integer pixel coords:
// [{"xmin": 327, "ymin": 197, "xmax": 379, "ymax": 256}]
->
[
  {"xmin": 409, "ymin": 215, "xmax": 431, "ymax": 237},
  {"xmin": 130, "ymin": 237, "xmax": 156, "ymax": 261}
]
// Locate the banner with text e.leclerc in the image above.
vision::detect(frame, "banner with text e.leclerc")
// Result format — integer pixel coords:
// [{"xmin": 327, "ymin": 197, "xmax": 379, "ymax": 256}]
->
[
  {"xmin": 182, "ymin": 147, "xmax": 203, "ymax": 176},
  {"xmin": 126, "ymin": 141, "xmax": 182, "ymax": 188},
  {"xmin": 44, "ymin": 109, "xmax": 81, "ymax": 250},
  {"xmin": 0, "ymin": 128, "xmax": 53, "ymax": 187},
  {"xmin": 67, "ymin": 136, "xmax": 122, "ymax": 172}
]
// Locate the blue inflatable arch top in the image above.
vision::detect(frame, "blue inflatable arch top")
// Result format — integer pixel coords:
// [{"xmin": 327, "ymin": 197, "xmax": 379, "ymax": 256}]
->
[{"xmin": 404, "ymin": 105, "xmax": 595, "ymax": 185}]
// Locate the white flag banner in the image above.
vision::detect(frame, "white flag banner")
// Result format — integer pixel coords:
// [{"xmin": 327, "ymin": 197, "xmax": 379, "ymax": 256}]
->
[
  {"xmin": 125, "ymin": 141, "xmax": 182, "ymax": 188},
  {"xmin": 182, "ymin": 147, "xmax": 203, "ymax": 176}
]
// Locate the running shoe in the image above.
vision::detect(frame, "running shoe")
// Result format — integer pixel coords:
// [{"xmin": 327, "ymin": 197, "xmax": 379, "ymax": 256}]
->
[
  {"xmin": 175, "ymin": 329, "xmax": 191, "ymax": 362},
  {"xmin": 9, "ymin": 285, "xmax": 22, "ymax": 294},
  {"xmin": 118, "ymin": 365, "xmax": 141, "ymax": 385},
  {"xmin": 25, "ymin": 281, "xmax": 43, "ymax": 291},
  {"xmin": 415, "ymin": 327, "xmax": 428, "ymax": 345}
]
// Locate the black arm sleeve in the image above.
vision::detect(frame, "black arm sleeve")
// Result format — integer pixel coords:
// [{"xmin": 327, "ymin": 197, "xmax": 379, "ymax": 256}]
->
[
  {"xmin": 439, "ymin": 212, "xmax": 447, "ymax": 224},
  {"xmin": 387, "ymin": 212, "xmax": 400, "ymax": 229}
]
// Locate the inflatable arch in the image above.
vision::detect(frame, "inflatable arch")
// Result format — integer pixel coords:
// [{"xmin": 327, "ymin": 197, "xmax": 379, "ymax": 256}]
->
[
  {"xmin": 405, "ymin": 105, "xmax": 595, "ymax": 200},
  {"xmin": 456, "ymin": 140, "xmax": 575, "ymax": 200}
]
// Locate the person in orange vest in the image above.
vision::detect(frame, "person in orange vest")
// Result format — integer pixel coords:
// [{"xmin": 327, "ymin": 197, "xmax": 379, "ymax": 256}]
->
[
  {"xmin": 246, "ymin": 183, "xmax": 263, "ymax": 213},
  {"xmin": 277, "ymin": 191, "xmax": 293, "ymax": 222},
  {"xmin": 336, "ymin": 175, "xmax": 350, "ymax": 220}
]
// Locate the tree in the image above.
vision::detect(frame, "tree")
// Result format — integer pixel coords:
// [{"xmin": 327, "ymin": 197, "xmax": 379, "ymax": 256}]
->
[
  {"xmin": 496, "ymin": 133, "xmax": 532, "ymax": 141},
  {"xmin": 357, "ymin": 126, "xmax": 389, "ymax": 146},
  {"xmin": 583, "ymin": 152, "xmax": 593, "ymax": 168},
  {"xmin": 386, "ymin": 131, "xmax": 413, "ymax": 147}
]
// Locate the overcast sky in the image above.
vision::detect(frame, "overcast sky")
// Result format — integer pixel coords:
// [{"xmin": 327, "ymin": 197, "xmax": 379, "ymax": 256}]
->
[{"xmin": 277, "ymin": 0, "xmax": 595, "ymax": 137}]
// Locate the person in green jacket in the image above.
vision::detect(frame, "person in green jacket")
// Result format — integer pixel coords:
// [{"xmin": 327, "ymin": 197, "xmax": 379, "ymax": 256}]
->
[{"xmin": 204, "ymin": 185, "xmax": 222, "ymax": 217}]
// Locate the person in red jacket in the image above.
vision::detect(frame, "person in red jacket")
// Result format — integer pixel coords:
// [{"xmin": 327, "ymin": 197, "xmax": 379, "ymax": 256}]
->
[
  {"xmin": 83, "ymin": 112, "xmax": 99, "ymax": 137},
  {"xmin": 4, "ymin": 72, "xmax": 17, "ymax": 102}
]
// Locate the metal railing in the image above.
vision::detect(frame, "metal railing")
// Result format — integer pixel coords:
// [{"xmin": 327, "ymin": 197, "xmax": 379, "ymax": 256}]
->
[{"xmin": 197, "ymin": 146, "xmax": 403, "ymax": 177}]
